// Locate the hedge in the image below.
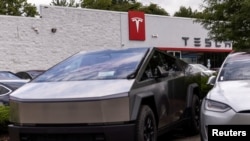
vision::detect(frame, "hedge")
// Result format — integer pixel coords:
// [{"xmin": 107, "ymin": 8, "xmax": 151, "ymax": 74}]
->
[{"xmin": 0, "ymin": 106, "xmax": 10, "ymax": 133}]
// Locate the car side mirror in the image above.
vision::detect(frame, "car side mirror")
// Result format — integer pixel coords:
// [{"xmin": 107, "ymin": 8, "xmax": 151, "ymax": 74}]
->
[{"xmin": 207, "ymin": 75, "xmax": 216, "ymax": 85}]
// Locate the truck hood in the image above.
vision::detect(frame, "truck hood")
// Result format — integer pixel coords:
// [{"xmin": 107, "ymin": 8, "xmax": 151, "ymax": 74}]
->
[
  {"xmin": 207, "ymin": 80, "xmax": 250, "ymax": 112},
  {"xmin": 10, "ymin": 79, "xmax": 134, "ymax": 102}
]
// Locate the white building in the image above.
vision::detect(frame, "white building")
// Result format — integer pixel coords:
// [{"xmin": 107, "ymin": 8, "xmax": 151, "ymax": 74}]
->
[{"xmin": 0, "ymin": 5, "xmax": 232, "ymax": 72}]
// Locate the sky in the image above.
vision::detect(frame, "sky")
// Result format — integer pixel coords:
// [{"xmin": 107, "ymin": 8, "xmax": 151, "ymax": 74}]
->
[{"xmin": 27, "ymin": 0, "xmax": 203, "ymax": 16}]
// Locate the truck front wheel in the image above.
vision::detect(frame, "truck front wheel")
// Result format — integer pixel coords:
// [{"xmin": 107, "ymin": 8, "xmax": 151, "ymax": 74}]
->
[{"xmin": 136, "ymin": 105, "xmax": 157, "ymax": 141}]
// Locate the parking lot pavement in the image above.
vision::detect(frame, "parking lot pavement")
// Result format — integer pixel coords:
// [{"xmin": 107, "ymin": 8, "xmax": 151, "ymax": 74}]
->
[
  {"xmin": 158, "ymin": 129, "xmax": 200, "ymax": 141},
  {"xmin": 170, "ymin": 135, "xmax": 200, "ymax": 141},
  {"xmin": 159, "ymin": 134, "xmax": 200, "ymax": 141}
]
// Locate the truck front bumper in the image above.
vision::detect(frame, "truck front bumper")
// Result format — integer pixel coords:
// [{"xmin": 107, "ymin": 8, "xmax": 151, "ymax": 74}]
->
[{"xmin": 9, "ymin": 123, "xmax": 136, "ymax": 141}]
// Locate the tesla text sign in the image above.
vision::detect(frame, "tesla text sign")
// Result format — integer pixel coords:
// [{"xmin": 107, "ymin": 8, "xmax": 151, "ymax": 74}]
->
[{"xmin": 182, "ymin": 37, "xmax": 232, "ymax": 48}]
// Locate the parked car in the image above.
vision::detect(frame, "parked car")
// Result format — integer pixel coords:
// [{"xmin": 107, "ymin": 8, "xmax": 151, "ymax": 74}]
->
[
  {"xmin": 16, "ymin": 70, "xmax": 45, "ymax": 80},
  {"xmin": 0, "ymin": 71, "xmax": 29, "ymax": 106},
  {"xmin": 200, "ymin": 51, "xmax": 250, "ymax": 141},
  {"xmin": 8, "ymin": 47, "xmax": 202, "ymax": 141},
  {"xmin": 0, "ymin": 71, "xmax": 22, "ymax": 80},
  {"xmin": 0, "ymin": 83, "xmax": 13, "ymax": 106},
  {"xmin": 190, "ymin": 64, "xmax": 216, "ymax": 77}
]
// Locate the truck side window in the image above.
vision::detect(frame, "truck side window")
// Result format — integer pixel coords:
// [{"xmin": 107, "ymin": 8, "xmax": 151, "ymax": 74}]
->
[
  {"xmin": 158, "ymin": 52, "xmax": 182, "ymax": 75},
  {"xmin": 140, "ymin": 51, "xmax": 166, "ymax": 81}
]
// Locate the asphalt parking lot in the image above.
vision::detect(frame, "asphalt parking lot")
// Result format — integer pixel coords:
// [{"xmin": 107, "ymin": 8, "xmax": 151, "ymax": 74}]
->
[
  {"xmin": 158, "ymin": 129, "xmax": 200, "ymax": 141},
  {"xmin": 161, "ymin": 134, "xmax": 200, "ymax": 141}
]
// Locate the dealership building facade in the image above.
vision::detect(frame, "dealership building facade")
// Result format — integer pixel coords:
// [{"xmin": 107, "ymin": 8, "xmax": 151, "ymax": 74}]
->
[{"xmin": 0, "ymin": 5, "xmax": 232, "ymax": 72}]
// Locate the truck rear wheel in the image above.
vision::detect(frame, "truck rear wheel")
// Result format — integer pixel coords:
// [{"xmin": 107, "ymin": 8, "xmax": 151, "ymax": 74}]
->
[{"xmin": 136, "ymin": 105, "xmax": 157, "ymax": 141}]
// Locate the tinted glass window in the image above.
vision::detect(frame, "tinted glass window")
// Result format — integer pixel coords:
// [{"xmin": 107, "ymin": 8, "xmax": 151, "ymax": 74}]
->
[
  {"xmin": 140, "ymin": 51, "xmax": 181, "ymax": 81},
  {"xmin": 0, "ymin": 85, "xmax": 11, "ymax": 95},
  {"xmin": 158, "ymin": 52, "xmax": 181, "ymax": 72},
  {"xmin": 34, "ymin": 48, "xmax": 149, "ymax": 82},
  {"xmin": 219, "ymin": 60, "xmax": 250, "ymax": 81}
]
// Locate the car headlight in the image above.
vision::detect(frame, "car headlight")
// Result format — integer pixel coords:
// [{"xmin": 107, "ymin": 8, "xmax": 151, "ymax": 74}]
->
[{"xmin": 205, "ymin": 99, "xmax": 231, "ymax": 112}]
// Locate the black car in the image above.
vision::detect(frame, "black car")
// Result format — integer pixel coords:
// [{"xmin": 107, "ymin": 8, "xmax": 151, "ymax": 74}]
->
[
  {"xmin": 0, "ymin": 71, "xmax": 29, "ymax": 106},
  {"xmin": 0, "ymin": 71, "xmax": 21, "ymax": 80},
  {"xmin": 9, "ymin": 47, "xmax": 202, "ymax": 141},
  {"xmin": 16, "ymin": 70, "xmax": 45, "ymax": 80}
]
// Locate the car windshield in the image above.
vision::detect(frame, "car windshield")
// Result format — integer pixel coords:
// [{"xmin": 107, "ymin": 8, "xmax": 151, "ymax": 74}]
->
[
  {"xmin": 34, "ymin": 48, "xmax": 149, "ymax": 82},
  {"xmin": 218, "ymin": 59, "xmax": 250, "ymax": 81}
]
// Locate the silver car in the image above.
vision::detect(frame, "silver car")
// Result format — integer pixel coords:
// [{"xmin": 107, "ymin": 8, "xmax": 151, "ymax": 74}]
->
[
  {"xmin": 189, "ymin": 64, "xmax": 216, "ymax": 77},
  {"xmin": 200, "ymin": 51, "xmax": 250, "ymax": 141},
  {"xmin": 9, "ymin": 47, "xmax": 202, "ymax": 141}
]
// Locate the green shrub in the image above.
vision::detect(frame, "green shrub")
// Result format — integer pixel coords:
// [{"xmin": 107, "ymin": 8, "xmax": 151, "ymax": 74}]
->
[
  {"xmin": 0, "ymin": 106, "xmax": 10, "ymax": 133},
  {"xmin": 200, "ymin": 76, "xmax": 213, "ymax": 98}
]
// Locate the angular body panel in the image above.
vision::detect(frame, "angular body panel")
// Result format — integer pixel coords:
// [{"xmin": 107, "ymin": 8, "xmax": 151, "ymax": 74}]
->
[
  {"xmin": 10, "ymin": 97, "xmax": 130, "ymax": 124},
  {"xmin": 8, "ymin": 47, "xmax": 201, "ymax": 141},
  {"xmin": 10, "ymin": 80, "xmax": 133, "ymax": 101}
]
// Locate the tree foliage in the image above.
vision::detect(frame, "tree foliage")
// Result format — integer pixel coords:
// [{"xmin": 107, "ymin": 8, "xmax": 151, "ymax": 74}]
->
[
  {"xmin": 174, "ymin": 6, "xmax": 195, "ymax": 18},
  {"xmin": 80, "ymin": 0, "xmax": 168, "ymax": 16},
  {"xmin": 51, "ymin": 0, "xmax": 80, "ymax": 7},
  {"xmin": 110, "ymin": 2, "xmax": 142, "ymax": 12},
  {"xmin": 139, "ymin": 3, "xmax": 168, "ymax": 16},
  {"xmin": 0, "ymin": 0, "xmax": 38, "ymax": 17},
  {"xmin": 174, "ymin": 6, "xmax": 203, "ymax": 19},
  {"xmin": 81, "ymin": 0, "xmax": 112, "ymax": 9},
  {"xmin": 197, "ymin": 0, "xmax": 250, "ymax": 49}
]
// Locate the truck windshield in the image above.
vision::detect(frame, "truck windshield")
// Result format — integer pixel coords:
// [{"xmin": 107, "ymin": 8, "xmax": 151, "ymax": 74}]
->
[{"xmin": 34, "ymin": 48, "xmax": 149, "ymax": 82}]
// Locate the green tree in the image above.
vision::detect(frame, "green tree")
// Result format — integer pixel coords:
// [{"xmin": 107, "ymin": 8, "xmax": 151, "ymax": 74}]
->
[
  {"xmin": 81, "ymin": 0, "xmax": 112, "ymax": 10},
  {"xmin": 50, "ymin": 0, "xmax": 80, "ymax": 7},
  {"xmin": 110, "ymin": 1, "xmax": 142, "ymax": 12},
  {"xmin": 80, "ymin": 0, "xmax": 168, "ymax": 16},
  {"xmin": 112, "ymin": 0, "xmax": 136, "ymax": 4},
  {"xmin": 139, "ymin": 3, "xmax": 169, "ymax": 16},
  {"xmin": 197, "ymin": 0, "xmax": 250, "ymax": 49},
  {"xmin": 0, "ymin": 0, "xmax": 38, "ymax": 17},
  {"xmin": 174, "ymin": 6, "xmax": 194, "ymax": 18}
]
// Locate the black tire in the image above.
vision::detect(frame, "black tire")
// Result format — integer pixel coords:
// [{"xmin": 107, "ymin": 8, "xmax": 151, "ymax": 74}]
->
[
  {"xmin": 185, "ymin": 94, "xmax": 200, "ymax": 135},
  {"xmin": 136, "ymin": 105, "xmax": 157, "ymax": 141}
]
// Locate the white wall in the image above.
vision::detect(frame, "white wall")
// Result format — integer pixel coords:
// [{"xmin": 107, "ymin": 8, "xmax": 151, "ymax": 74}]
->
[
  {"xmin": 121, "ymin": 14, "xmax": 232, "ymax": 50},
  {"xmin": 0, "ymin": 5, "xmax": 232, "ymax": 72},
  {"xmin": 0, "ymin": 6, "xmax": 121, "ymax": 72}
]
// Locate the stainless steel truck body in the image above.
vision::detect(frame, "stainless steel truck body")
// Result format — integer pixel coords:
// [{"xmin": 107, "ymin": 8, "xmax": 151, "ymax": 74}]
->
[{"xmin": 9, "ymin": 47, "xmax": 201, "ymax": 141}]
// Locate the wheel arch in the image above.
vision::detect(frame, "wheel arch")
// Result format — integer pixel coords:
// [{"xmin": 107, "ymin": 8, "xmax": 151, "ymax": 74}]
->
[
  {"xmin": 186, "ymin": 83, "xmax": 201, "ymax": 108},
  {"xmin": 130, "ymin": 92, "xmax": 159, "ymax": 125}
]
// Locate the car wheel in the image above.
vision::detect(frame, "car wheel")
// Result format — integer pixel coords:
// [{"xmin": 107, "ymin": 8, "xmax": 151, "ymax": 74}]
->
[
  {"xmin": 185, "ymin": 94, "xmax": 200, "ymax": 135},
  {"xmin": 136, "ymin": 105, "xmax": 157, "ymax": 141}
]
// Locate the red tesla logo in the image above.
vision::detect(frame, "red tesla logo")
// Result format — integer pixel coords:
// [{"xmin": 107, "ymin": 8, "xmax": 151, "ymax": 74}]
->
[{"xmin": 128, "ymin": 11, "xmax": 145, "ymax": 41}]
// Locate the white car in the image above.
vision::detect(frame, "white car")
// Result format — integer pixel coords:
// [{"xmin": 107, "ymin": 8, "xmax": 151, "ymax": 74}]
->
[
  {"xmin": 190, "ymin": 64, "xmax": 216, "ymax": 76},
  {"xmin": 200, "ymin": 51, "xmax": 250, "ymax": 141}
]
